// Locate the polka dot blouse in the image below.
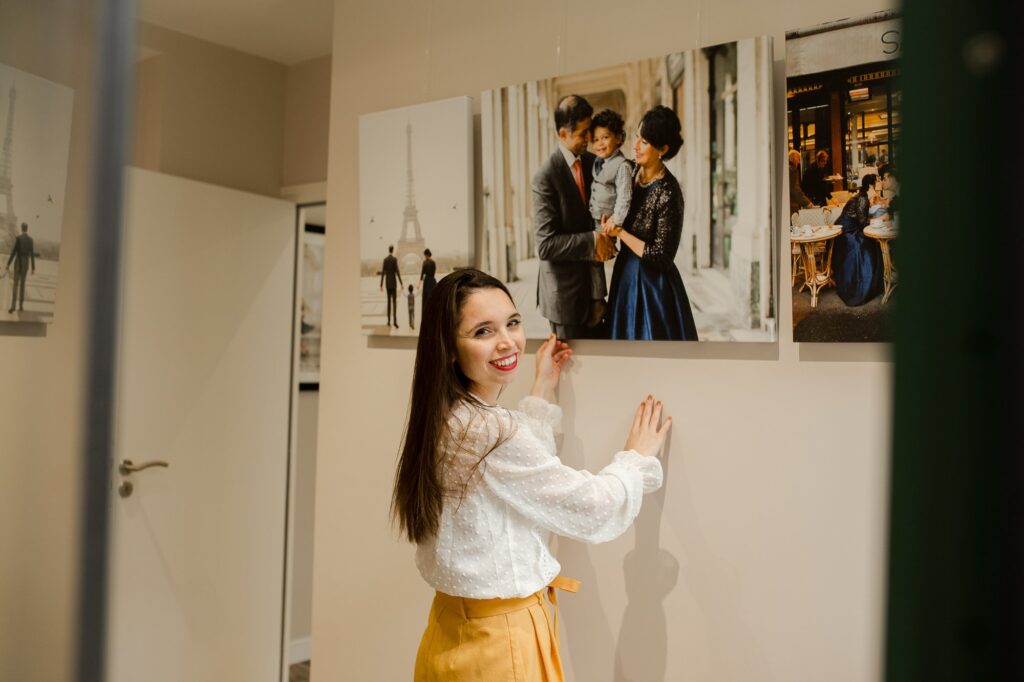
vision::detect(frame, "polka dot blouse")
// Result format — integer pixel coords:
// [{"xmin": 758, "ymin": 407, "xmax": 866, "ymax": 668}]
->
[{"xmin": 415, "ymin": 396, "xmax": 663, "ymax": 599}]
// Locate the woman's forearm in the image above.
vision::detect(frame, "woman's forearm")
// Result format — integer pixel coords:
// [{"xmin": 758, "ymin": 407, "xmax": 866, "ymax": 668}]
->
[
  {"xmin": 529, "ymin": 380, "xmax": 555, "ymax": 402},
  {"xmin": 619, "ymin": 230, "xmax": 646, "ymax": 257}
]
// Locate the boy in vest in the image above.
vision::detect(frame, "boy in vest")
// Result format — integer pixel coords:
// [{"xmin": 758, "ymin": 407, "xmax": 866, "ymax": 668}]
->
[{"xmin": 588, "ymin": 109, "xmax": 633, "ymax": 328}]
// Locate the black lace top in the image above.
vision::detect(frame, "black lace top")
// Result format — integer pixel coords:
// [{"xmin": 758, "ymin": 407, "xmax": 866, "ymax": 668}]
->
[
  {"xmin": 622, "ymin": 169, "xmax": 685, "ymax": 272},
  {"xmin": 839, "ymin": 193, "xmax": 870, "ymax": 230}
]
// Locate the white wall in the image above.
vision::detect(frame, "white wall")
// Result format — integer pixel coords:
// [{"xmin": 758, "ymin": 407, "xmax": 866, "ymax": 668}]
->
[
  {"xmin": 316, "ymin": 1, "xmax": 893, "ymax": 680},
  {"xmin": 133, "ymin": 23, "xmax": 288, "ymax": 197}
]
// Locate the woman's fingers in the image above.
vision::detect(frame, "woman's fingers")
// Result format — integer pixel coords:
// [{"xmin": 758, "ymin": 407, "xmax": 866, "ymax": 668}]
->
[{"xmin": 657, "ymin": 415, "xmax": 672, "ymax": 435}]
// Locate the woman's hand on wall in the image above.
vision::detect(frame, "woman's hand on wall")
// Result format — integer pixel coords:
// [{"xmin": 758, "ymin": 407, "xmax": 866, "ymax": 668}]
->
[{"xmin": 624, "ymin": 395, "xmax": 671, "ymax": 457}]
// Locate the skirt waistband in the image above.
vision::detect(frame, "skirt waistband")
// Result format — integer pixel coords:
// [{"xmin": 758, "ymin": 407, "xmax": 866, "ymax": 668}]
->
[{"xmin": 433, "ymin": 575, "xmax": 581, "ymax": 620}]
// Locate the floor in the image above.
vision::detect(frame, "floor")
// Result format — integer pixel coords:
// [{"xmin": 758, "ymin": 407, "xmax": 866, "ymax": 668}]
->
[
  {"xmin": 791, "ymin": 282, "xmax": 893, "ymax": 342},
  {"xmin": 289, "ymin": 661, "xmax": 311, "ymax": 682}
]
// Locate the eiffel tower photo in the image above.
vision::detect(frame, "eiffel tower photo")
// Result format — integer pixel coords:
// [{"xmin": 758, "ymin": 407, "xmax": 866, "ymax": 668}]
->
[
  {"xmin": 394, "ymin": 121, "xmax": 425, "ymax": 269},
  {"xmin": 0, "ymin": 82, "xmax": 17, "ymax": 249}
]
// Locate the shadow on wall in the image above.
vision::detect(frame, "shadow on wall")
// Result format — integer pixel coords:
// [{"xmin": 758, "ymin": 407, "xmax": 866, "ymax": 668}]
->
[
  {"xmin": 614, "ymin": 434, "xmax": 678, "ymax": 682},
  {"xmin": 554, "ymin": 377, "xmax": 679, "ymax": 681}
]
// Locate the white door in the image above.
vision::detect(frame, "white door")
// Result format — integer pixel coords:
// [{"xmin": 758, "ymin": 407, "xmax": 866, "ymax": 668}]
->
[{"xmin": 107, "ymin": 168, "xmax": 296, "ymax": 682}]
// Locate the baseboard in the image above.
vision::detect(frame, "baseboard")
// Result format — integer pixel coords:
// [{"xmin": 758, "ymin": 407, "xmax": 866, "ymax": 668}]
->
[{"xmin": 289, "ymin": 636, "xmax": 312, "ymax": 665}]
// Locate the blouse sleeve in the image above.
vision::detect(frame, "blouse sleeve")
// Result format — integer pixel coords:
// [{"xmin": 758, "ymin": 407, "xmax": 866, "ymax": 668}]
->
[
  {"xmin": 611, "ymin": 161, "xmax": 634, "ymax": 227},
  {"xmin": 517, "ymin": 396, "xmax": 562, "ymax": 454},
  {"xmin": 640, "ymin": 183, "xmax": 684, "ymax": 272},
  {"xmin": 477, "ymin": 412, "xmax": 663, "ymax": 545}
]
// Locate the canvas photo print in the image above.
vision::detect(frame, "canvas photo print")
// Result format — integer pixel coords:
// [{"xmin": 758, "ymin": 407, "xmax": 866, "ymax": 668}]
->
[
  {"xmin": 786, "ymin": 11, "xmax": 901, "ymax": 342},
  {"xmin": 358, "ymin": 96, "xmax": 474, "ymax": 336},
  {"xmin": 0, "ymin": 62, "xmax": 74, "ymax": 324},
  {"xmin": 480, "ymin": 36, "xmax": 776, "ymax": 341}
]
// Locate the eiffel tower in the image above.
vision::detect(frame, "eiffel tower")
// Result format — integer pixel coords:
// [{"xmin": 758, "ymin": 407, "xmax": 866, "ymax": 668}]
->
[
  {"xmin": 395, "ymin": 121, "xmax": 425, "ymax": 266},
  {"xmin": 0, "ymin": 82, "xmax": 16, "ymax": 246}
]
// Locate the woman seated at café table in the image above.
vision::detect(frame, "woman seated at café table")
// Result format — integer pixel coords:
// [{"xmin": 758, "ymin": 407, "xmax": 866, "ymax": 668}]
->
[{"xmin": 832, "ymin": 173, "xmax": 884, "ymax": 306}]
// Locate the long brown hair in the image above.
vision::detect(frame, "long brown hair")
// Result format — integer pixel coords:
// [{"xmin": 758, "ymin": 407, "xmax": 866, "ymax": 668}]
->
[{"xmin": 390, "ymin": 268, "xmax": 514, "ymax": 543}]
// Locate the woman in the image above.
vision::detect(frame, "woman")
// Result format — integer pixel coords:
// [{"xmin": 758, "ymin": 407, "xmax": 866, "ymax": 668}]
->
[
  {"xmin": 602, "ymin": 106, "xmax": 698, "ymax": 340},
  {"xmin": 832, "ymin": 174, "xmax": 884, "ymax": 306},
  {"xmin": 392, "ymin": 268, "xmax": 669, "ymax": 681},
  {"xmin": 419, "ymin": 248, "xmax": 437, "ymax": 309}
]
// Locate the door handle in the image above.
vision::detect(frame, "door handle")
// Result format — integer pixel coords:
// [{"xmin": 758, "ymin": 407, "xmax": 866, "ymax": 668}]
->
[{"xmin": 119, "ymin": 459, "xmax": 169, "ymax": 476}]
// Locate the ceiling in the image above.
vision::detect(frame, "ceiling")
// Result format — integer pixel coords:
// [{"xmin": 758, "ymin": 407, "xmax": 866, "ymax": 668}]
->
[{"xmin": 137, "ymin": 0, "xmax": 333, "ymax": 65}]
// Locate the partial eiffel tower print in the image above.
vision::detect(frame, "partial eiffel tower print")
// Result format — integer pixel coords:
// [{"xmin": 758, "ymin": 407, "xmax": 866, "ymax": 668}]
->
[
  {"xmin": 0, "ymin": 62, "xmax": 75, "ymax": 324},
  {"xmin": 358, "ymin": 96, "xmax": 474, "ymax": 336},
  {"xmin": 0, "ymin": 82, "xmax": 17, "ymax": 248},
  {"xmin": 395, "ymin": 120, "xmax": 425, "ymax": 269}
]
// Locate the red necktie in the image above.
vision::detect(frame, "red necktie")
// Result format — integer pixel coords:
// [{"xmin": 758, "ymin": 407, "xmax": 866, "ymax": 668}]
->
[{"xmin": 572, "ymin": 159, "xmax": 586, "ymax": 205}]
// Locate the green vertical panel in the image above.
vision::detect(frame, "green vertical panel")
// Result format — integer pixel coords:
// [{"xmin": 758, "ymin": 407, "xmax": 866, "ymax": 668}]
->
[{"xmin": 887, "ymin": 1, "xmax": 1022, "ymax": 681}]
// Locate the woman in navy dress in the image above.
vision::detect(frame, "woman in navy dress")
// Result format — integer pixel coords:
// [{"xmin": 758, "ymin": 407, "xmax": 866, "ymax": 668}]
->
[
  {"xmin": 602, "ymin": 106, "xmax": 698, "ymax": 341},
  {"xmin": 419, "ymin": 248, "xmax": 437, "ymax": 309},
  {"xmin": 832, "ymin": 175, "xmax": 883, "ymax": 306}
]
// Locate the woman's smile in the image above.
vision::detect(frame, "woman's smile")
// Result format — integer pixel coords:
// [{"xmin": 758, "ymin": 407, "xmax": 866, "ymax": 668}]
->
[{"xmin": 490, "ymin": 353, "xmax": 518, "ymax": 371}]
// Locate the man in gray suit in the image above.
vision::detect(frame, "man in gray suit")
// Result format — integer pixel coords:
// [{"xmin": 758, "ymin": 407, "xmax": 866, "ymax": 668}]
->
[
  {"xmin": 379, "ymin": 245, "xmax": 403, "ymax": 329},
  {"xmin": 6, "ymin": 222, "xmax": 35, "ymax": 314},
  {"xmin": 532, "ymin": 95, "xmax": 617, "ymax": 340}
]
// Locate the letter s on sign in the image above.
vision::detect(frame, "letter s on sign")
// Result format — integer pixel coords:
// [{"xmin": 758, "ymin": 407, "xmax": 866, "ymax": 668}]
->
[{"xmin": 881, "ymin": 30, "xmax": 901, "ymax": 55}]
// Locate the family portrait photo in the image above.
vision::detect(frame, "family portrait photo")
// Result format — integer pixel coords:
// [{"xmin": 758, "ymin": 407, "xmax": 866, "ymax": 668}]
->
[{"xmin": 479, "ymin": 36, "xmax": 776, "ymax": 341}]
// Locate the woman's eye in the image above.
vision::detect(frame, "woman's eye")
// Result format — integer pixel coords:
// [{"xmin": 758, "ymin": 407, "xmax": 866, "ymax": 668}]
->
[
  {"xmin": 508, "ymin": 319, "xmax": 521, "ymax": 328},
  {"xmin": 474, "ymin": 327, "xmax": 492, "ymax": 337}
]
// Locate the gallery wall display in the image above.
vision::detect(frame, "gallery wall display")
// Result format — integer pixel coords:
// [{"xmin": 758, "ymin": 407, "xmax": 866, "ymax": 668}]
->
[
  {"xmin": 786, "ymin": 11, "xmax": 901, "ymax": 343},
  {"xmin": 0, "ymin": 62, "xmax": 74, "ymax": 324},
  {"xmin": 298, "ymin": 221, "xmax": 325, "ymax": 388},
  {"xmin": 480, "ymin": 36, "xmax": 776, "ymax": 342},
  {"xmin": 358, "ymin": 96, "xmax": 474, "ymax": 336}
]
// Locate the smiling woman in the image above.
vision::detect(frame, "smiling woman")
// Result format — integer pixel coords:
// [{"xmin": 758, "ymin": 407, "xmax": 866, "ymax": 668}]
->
[
  {"xmin": 390, "ymin": 268, "xmax": 672, "ymax": 681},
  {"xmin": 454, "ymin": 288, "xmax": 527, "ymax": 403}
]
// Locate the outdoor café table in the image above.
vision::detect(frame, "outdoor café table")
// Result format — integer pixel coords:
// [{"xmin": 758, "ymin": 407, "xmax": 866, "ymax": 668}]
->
[
  {"xmin": 790, "ymin": 225, "xmax": 841, "ymax": 308},
  {"xmin": 864, "ymin": 224, "xmax": 898, "ymax": 303}
]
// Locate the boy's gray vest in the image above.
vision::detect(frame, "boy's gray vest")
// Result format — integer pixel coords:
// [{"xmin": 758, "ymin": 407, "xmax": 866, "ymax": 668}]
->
[{"xmin": 589, "ymin": 152, "xmax": 633, "ymax": 221}]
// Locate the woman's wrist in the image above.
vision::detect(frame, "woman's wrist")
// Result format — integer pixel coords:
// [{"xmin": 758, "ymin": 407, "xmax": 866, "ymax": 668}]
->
[{"xmin": 530, "ymin": 380, "xmax": 555, "ymax": 402}]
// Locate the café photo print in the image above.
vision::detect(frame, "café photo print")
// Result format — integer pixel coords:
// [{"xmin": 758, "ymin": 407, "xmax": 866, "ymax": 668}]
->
[{"xmin": 787, "ymin": 11, "xmax": 901, "ymax": 342}]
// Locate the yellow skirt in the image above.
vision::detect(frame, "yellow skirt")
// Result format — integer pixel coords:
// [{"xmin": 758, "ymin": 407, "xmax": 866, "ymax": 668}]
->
[{"xmin": 414, "ymin": 576, "xmax": 580, "ymax": 682}]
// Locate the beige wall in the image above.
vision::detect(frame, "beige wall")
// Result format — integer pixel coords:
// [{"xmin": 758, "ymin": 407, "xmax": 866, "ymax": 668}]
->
[
  {"xmin": 0, "ymin": 1, "xmax": 96, "ymax": 681},
  {"xmin": 315, "ymin": 0, "xmax": 894, "ymax": 681},
  {"xmin": 133, "ymin": 23, "xmax": 288, "ymax": 196},
  {"xmin": 283, "ymin": 56, "xmax": 332, "ymax": 188}
]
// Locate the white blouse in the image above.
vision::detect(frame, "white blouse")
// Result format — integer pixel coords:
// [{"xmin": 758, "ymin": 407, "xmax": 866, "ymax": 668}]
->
[{"xmin": 415, "ymin": 395, "xmax": 663, "ymax": 599}]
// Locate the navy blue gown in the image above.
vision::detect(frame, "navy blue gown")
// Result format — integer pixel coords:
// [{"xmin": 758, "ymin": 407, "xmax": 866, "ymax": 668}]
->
[
  {"xmin": 607, "ymin": 170, "xmax": 698, "ymax": 341},
  {"xmin": 832, "ymin": 194, "xmax": 883, "ymax": 306}
]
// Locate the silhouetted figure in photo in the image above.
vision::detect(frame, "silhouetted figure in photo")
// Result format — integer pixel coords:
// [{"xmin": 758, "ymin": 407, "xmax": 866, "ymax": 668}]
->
[
  {"xmin": 407, "ymin": 284, "xmax": 416, "ymax": 330},
  {"xmin": 418, "ymin": 248, "xmax": 436, "ymax": 310},
  {"xmin": 380, "ymin": 244, "xmax": 403, "ymax": 329},
  {"xmin": 6, "ymin": 222, "xmax": 35, "ymax": 314}
]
